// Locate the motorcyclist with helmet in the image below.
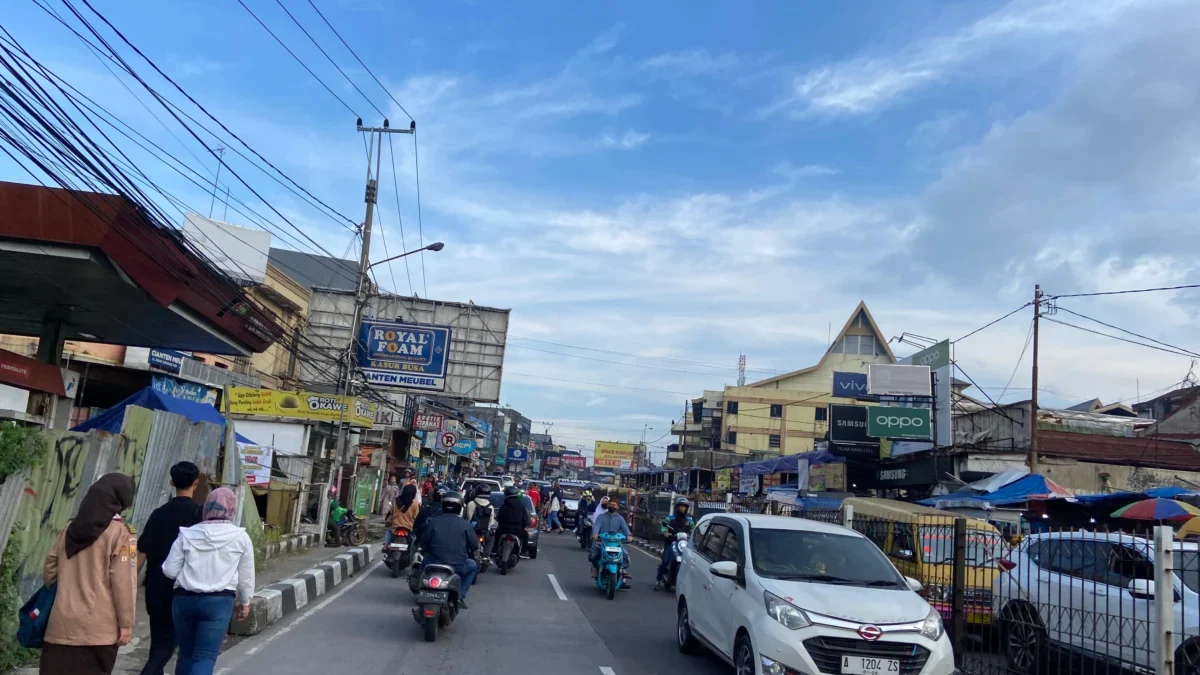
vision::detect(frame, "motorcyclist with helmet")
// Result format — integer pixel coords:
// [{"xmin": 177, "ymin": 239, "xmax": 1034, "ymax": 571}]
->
[
  {"xmin": 413, "ymin": 485, "xmax": 446, "ymax": 541},
  {"xmin": 414, "ymin": 491, "xmax": 479, "ymax": 608},
  {"xmin": 655, "ymin": 497, "xmax": 694, "ymax": 590},
  {"xmin": 590, "ymin": 496, "xmax": 631, "ymax": 583},
  {"xmin": 462, "ymin": 484, "xmax": 495, "ymax": 554},
  {"xmin": 575, "ymin": 490, "xmax": 594, "ymax": 536},
  {"xmin": 493, "ymin": 486, "xmax": 531, "ymax": 556}
]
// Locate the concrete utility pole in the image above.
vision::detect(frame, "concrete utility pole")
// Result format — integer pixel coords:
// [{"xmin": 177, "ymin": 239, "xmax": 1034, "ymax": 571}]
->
[{"xmin": 1029, "ymin": 284, "xmax": 1042, "ymax": 473}]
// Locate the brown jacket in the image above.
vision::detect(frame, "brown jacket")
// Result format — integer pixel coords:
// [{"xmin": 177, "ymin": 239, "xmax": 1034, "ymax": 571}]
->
[
  {"xmin": 43, "ymin": 518, "xmax": 137, "ymax": 646},
  {"xmin": 388, "ymin": 500, "xmax": 420, "ymax": 531}
]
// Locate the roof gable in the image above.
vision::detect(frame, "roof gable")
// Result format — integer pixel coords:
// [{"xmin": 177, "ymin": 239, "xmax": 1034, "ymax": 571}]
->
[{"xmin": 748, "ymin": 301, "xmax": 896, "ymax": 388}]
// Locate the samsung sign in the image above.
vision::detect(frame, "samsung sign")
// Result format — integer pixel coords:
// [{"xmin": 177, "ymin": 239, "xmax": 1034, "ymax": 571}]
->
[{"xmin": 829, "ymin": 404, "xmax": 878, "ymax": 445}]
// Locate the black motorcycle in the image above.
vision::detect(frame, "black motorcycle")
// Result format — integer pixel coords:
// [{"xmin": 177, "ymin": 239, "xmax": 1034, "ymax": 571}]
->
[
  {"xmin": 385, "ymin": 527, "xmax": 414, "ymax": 578},
  {"xmin": 475, "ymin": 531, "xmax": 491, "ymax": 576},
  {"xmin": 577, "ymin": 515, "xmax": 593, "ymax": 550},
  {"xmin": 412, "ymin": 564, "xmax": 462, "ymax": 642},
  {"xmin": 655, "ymin": 531, "xmax": 689, "ymax": 591},
  {"xmin": 494, "ymin": 532, "xmax": 521, "ymax": 575}
]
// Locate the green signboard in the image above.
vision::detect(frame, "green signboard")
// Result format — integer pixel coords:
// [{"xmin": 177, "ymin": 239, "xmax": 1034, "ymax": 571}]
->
[
  {"xmin": 353, "ymin": 479, "xmax": 374, "ymax": 517},
  {"xmin": 867, "ymin": 406, "xmax": 931, "ymax": 439},
  {"xmin": 910, "ymin": 339, "xmax": 950, "ymax": 371}
]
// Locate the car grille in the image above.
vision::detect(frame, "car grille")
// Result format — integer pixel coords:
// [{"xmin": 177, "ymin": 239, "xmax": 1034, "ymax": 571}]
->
[{"xmin": 803, "ymin": 636, "xmax": 930, "ymax": 675}]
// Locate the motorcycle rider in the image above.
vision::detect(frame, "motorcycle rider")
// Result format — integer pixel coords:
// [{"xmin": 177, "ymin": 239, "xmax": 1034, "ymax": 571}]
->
[
  {"xmin": 654, "ymin": 497, "xmax": 694, "ymax": 590},
  {"xmin": 590, "ymin": 497, "xmax": 631, "ymax": 582},
  {"xmin": 576, "ymin": 490, "xmax": 594, "ymax": 536},
  {"xmin": 413, "ymin": 486, "xmax": 446, "ymax": 541},
  {"xmin": 414, "ymin": 491, "xmax": 479, "ymax": 608},
  {"xmin": 462, "ymin": 484, "xmax": 495, "ymax": 555},
  {"xmin": 493, "ymin": 486, "xmax": 530, "ymax": 557},
  {"xmin": 328, "ymin": 498, "xmax": 353, "ymax": 545}
]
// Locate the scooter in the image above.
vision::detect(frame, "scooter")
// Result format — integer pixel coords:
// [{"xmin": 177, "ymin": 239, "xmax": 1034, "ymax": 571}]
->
[
  {"xmin": 594, "ymin": 532, "xmax": 627, "ymax": 600},
  {"xmin": 385, "ymin": 527, "xmax": 414, "ymax": 578},
  {"xmin": 475, "ymin": 532, "xmax": 491, "ymax": 576},
  {"xmin": 411, "ymin": 564, "xmax": 462, "ymax": 642},
  {"xmin": 408, "ymin": 549, "xmax": 425, "ymax": 595},
  {"xmin": 654, "ymin": 531, "xmax": 688, "ymax": 591},
  {"xmin": 577, "ymin": 515, "xmax": 593, "ymax": 550},
  {"xmin": 495, "ymin": 532, "xmax": 521, "ymax": 575}
]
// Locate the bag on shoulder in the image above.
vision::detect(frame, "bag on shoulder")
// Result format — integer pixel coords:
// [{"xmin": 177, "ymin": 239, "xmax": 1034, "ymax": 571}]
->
[{"xmin": 17, "ymin": 582, "xmax": 57, "ymax": 648}]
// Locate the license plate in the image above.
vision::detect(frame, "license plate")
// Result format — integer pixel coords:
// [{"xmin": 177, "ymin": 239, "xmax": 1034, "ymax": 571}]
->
[
  {"xmin": 417, "ymin": 590, "xmax": 449, "ymax": 604},
  {"xmin": 604, "ymin": 545, "xmax": 621, "ymax": 553},
  {"xmin": 841, "ymin": 656, "xmax": 899, "ymax": 675},
  {"xmin": 387, "ymin": 543, "xmax": 409, "ymax": 551}
]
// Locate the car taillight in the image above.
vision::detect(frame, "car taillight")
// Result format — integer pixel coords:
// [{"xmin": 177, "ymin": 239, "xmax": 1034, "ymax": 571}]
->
[
  {"xmin": 998, "ymin": 557, "xmax": 1016, "ymax": 571},
  {"xmin": 429, "ymin": 576, "xmax": 442, "ymax": 588}
]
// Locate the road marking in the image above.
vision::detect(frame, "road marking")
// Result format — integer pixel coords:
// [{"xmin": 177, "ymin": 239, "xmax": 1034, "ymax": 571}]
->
[
  {"xmin": 600, "ymin": 667, "xmax": 616, "ymax": 675},
  {"xmin": 214, "ymin": 559, "xmax": 384, "ymax": 674},
  {"xmin": 547, "ymin": 573, "xmax": 569, "ymax": 601},
  {"xmin": 631, "ymin": 544, "xmax": 659, "ymax": 560}
]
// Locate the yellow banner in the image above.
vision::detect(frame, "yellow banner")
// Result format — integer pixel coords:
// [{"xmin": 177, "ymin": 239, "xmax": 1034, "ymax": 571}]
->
[
  {"xmin": 593, "ymin": 440, "xmax": 637, "ymax": 469},
  {"xmin": 227, "ymin": 387, "xmax": 375, "ymax": 428}
]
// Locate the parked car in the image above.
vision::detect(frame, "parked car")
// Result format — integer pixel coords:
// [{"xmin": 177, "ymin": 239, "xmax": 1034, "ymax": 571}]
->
[
  {"xmin": 676, "ymin": 513, "xmax": 955, "ymax": 675},
  {"xmin": 993, "ymin": 531, "xmax": 1200, "ymax": 675},
  {"xmin": 487, "ymin": 492, "xmax": 540, "ymax": 559}
]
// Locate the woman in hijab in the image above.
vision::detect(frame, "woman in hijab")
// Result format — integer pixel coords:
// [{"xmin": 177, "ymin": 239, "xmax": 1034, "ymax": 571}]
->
[
  {"xmin": 389, "ymin": 483, "xmax": 420, "ymax": 533},
  {"xmin": 163, "ymin": 487, "xmax": 255, "ymax": 675},
  {"xmin": 41, "ymin": 473, "xmax": 137, "ymax": 675}
]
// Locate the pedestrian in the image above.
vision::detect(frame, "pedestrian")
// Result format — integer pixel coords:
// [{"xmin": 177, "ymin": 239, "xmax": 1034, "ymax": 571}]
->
[
  {"xmin": 40, "ymin": 472, "xmax": 137, "ymax": 675},
  {"xmin": 163, "ymin": 487, "xmax": 255, "ymax": 675},
  {"xmin": 379, "ymin": 474, "xmax": 400, "ymax": 520},
  {"xmin": 546, "ymin": 489, "xmax": 563, "ymax": 533},
  {"xmin": 403, "ymin": 468, "xmax": 422, "ymax": 505},
  {"xmin": 527, "ymin": 484, "xmax": 541, "ymax": 512},
  {"xmin": 137, "ymin": 462, "xmax": 203, "ymax": 675}
]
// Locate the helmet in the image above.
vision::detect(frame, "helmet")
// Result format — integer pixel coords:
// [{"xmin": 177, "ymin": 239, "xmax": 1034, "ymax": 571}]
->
[
  {"xmin": 441, "ymin": 491, "xmax": 464, "ymax": 514},
  {"xmin": 674, "ymin": 497, "xmax": 690, "ymax": 509},
  {"xmin": 582, "ymin": 490, "xmax": 593, "ymax": 499},
  {"xmin": 474, "ymin": 483, "xmax": 492, "ymax": 498},
  {"xmin": 503, "ymin": 486, "xmax": 519, "ymax": 498},
  {"xmin": 432, "ymin": 486, "xmax": 447, "ymax": 502}
]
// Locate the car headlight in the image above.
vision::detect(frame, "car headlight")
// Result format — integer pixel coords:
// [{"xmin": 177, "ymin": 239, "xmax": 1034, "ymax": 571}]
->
[
  {"xmin": 920, "ymin": 606, "xmax": 944, "ymax": 641},
  {"xmin": 925, "ymin": 584, "xmax": 951, "ymax": 602},
  {"xmin": 764, "ymin": 591, "xmax": 811, "ymax": 630}
]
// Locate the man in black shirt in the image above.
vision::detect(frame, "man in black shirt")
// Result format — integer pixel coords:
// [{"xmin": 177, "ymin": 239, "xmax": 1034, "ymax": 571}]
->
[
  {"xmin": 415, "ymin": 491, "xmax": 479, "ymax": 608},
  {"xmin": 136, "ymin": 461, "xmax": 202, "ymax": 675}
]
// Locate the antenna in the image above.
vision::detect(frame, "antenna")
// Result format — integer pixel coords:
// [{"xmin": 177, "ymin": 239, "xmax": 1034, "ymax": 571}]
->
[{"xmin": 737, "ymin": 354, "xmax": 746, "ymax": 386}]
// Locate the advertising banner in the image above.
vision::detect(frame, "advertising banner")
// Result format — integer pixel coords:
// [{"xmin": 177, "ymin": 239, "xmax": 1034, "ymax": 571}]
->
[
  {"xmin": 357, "ymin": 319, "xmax": 452, "ymax": 392},
  {"xmin": 829, "ymin": 404, "xmax": 877, "ymax": 444},
  {"xmin": 826, "ymin": 463, "xmax": 846, "ymax": 491},
  {"xmin": 414, "ymin": 412, "xmax": 445, "ymax": 432},
  {"xmin": 910, "ymin": 340, "xmax": 950, "ymax": 370},
  {"xmin": 452, "ymin": 438, "xmax": 476, "ymax": 456},
  {"xmin": 562, "ymin": 455, "xmax": 586, "ymax": 470},
  {"xmin": 875, "ymin": 454, "xmax": 938, "ymax": 487},
  {"xmin": 148, "ymin": 348, "xmax": 185, "ymax": 374},
  {"xmin": 831, "ymin": 371, "xmax": 871, "ymax": 399},
  {"xmin": 468, "ymin": 416, "xmax": 492, "ymax": 449},
  {"xmin": 544, "ymin": 454, "xmax": 561, "ymax": 467},
  {"xmin": 227, "ymin": 387, "xmax": 374, "ymax": 428},
  {"xmin": 739, "ymin": 474, "xmax": 758, "ymax": 496},
  {"xmin": 868, "ymin": 364, "xmax": 931, "ymax": 397},
  {"xmin": 715, "ymin": 469, "xmax": 731, "ymax": 491},
  {"xmin": 506, "ymin": 446, "xmax": 528, "ymax": 462},
  {"xmin": 238, "ymin": 444, "xmax": 273, "ymax": 487},
  {"xmin": 867, "ymin": 406, "xmax": 932, "ymax": 439},
  {"xmin": 808, "ymin": 463, "xmax": 826, "ymax": 491},
  {"xmin": 593, "ymin": 441, "xmax": 638, "ymax": 469},
  {"xmin": 152, "ymin": 375, "xmax": 217, "ymax": 406}
]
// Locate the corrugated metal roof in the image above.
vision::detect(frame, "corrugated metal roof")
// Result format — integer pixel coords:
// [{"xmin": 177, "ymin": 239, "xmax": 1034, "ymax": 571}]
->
[{"xmin": 1040, "ymin": 430, "xmax": 1200, "ymax": 471}]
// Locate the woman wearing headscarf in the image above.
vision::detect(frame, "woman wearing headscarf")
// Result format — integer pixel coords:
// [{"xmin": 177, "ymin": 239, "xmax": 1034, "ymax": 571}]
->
[
  {"xmin": 40, "ymin": 473, "xmax": 137, "ymax": 675},
  {"xmin": 163, "ymin": 487, "xmax": 255, "ymax": 675},
  {"xmin": 390, "ymin": 483, "xmax": 420, "ymax": 532}
]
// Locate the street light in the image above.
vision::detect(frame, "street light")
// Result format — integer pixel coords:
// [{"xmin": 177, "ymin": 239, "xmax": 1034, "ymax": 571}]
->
[{"xmin": 366, "ymin": 242, "xmax": 444, "ymax": 271}]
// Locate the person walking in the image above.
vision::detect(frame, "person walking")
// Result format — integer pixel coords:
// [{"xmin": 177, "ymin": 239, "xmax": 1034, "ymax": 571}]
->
[
  {"xmin": 163, "ymin": 487, "xmax": 254, "ymax": 675},
  {"xmin": 379, "ymin": 474, "xmax": 400, "ymax": 521},
  {"xmin": 40, "ymin": 473, "xmax": 137, "ymax": 675},
  {"xmin": 136, "ymin": 462, "xmax": 202, "ymax": 675},
  {"xmin": 545, "ymin": 488, "xmax": 563, "ymax": 533}
]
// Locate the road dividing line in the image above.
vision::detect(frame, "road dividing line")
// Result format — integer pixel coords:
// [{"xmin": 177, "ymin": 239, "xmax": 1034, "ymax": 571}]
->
[
  {"xmin": 631, "ymin": 544, "xmax": 660, "ymax": 561},
  {"xmin": 547, "ymin": 573, "xmax": 569, "ymax": 601},
  {"xmin": 600, "ymin": 667, "xmax": 617, "ymax": 675}
]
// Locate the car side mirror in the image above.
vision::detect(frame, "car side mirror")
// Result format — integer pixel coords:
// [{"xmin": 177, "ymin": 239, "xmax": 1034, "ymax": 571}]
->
[
  {"xmin": 905, "ymin": 577, "xmax": 923, "ymax": 593},
  {"xmin": 710, "ymin": 560, "xmax": 739, "ymax": 580},
  {"xmin": 1128, "ymin": 579, "xmax": 1155, "ymax": 599}
]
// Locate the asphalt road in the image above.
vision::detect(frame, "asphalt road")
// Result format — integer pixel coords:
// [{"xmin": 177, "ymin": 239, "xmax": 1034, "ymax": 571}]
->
[{"xmin": 212, "ymin": 529, "xmax": 731, "ymax": 675}]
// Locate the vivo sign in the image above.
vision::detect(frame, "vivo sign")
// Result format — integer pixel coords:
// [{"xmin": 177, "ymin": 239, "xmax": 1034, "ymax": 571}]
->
[{"xmin": 832, "ymin": 371, "xmax": 870, "ymax": 399}]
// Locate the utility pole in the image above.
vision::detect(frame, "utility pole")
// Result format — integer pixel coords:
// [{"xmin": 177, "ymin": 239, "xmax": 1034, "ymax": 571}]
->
[{"xmin": 1029, "ymin": 284, "xmax": 1042, "ymax": 473}]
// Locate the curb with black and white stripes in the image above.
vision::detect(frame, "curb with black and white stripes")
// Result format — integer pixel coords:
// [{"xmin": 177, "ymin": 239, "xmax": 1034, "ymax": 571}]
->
[
  {"xmin": 230, "ymin": 545, "xmax": 375, "ymax": 636},
  {"xmin": 260, "ymin": 532, "xmax": 319, "ymax": 561}
]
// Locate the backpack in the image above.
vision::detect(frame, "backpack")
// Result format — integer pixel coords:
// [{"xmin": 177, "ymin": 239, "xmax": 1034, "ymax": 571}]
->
[
  {"xmin": 17, "ymin": 582, "xmax": 56, "ymax": 648},
  {"xmin": 470, "ymin": 502, "xmax": 493, "ymax": 530}
]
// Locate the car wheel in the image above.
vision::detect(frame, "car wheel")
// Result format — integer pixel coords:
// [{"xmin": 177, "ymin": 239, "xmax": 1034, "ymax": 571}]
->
[
  {"xmin": 735, "ymin": 634, "xmax": 757, "ymax": 675},
  {"xmin": 677, "ymin": 600, "xmax": 699, "ymax": 655},
  {"xmin": 1003, "ymin": 604, "xmax": 1047, "ymax": 675},
  {"xmin": 1175, "ymin": 639, "xmax": 1200, "ymax": 675}
]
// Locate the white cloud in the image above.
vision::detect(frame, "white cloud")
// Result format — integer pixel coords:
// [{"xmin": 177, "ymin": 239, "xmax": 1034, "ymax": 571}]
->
[
  {"xmin": 773, "ymin": 161, "xmax": 840, "ymax": 180},
  {"xmin": 169, "ymin": 56, "xmax": 222, "ymax": 78},
  {"xmin": 597, "ymin": 129, "xmax": 650, "ymax": 150},
  {"xmin": 640, "ymin": 49, "xmax": 739, "ymax": 76}
]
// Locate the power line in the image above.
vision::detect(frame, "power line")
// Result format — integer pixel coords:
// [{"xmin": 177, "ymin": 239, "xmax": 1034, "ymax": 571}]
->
[
  {"xmin": 413, "ymin": 132, "xmax": 428, "ymax": 296},
  {"xmin": 508, "ymin": 335, "xmax": 787, "ymax": 374},
  {"xmin": 386, "ymin": 134, "xmax": 414, "ymax": 294},
  {"xmin": 1042, "ymin": 317, "xmax": 1199, "ymax": 359},
  {"xmin": 1054, "ymin": 305, "xmax": 1200, "ymax": 359},
  {"xmin": 953, "ymin": 302, "xmax": 1032, "ymax": 343},
  {"xmin": 505, "ymin": 372, "xmax": 694, "ymax": 396},
  {"xmin": 1048, "ymin": 284, "xmax": 1200, "ymax": 299},
  {"xmin": 997, "ymin": 319, "xmax": 1035, "ymax": 402}
]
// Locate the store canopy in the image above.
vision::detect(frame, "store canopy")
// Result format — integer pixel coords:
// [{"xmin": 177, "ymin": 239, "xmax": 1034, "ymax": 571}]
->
[
  {"xmin": 72, "ymin": 386, "xmax": 256, "ymax": 444},
  {"xmin": 1073, "ymin": 486, "xmax": 1195, "ymax": 504},
  {"xmin": 721, "ymin": 450, "xmax": 843, "ymax": 476},
  {"xmin": 918, "ymin": 470, "xmax": 1074, "ymax": 510}
]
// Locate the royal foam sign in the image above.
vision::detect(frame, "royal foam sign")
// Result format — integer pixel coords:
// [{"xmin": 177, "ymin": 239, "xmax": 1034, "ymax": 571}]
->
[
  {"xmin": 357, "ymin": 320, "xmax": 451, "ymax": 392},
  {"xmin": 867, "ymin": 406, "xmax": 931, "ymax": 439}
]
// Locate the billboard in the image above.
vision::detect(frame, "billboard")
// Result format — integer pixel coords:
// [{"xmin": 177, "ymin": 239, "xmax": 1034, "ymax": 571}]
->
[
  {"xmin": 303, "ymin": 291, "xmax": 510, "ymax": 403},
  {"xmin": 831, "ymin": 371, "xmax": 870, "ymax": 399},
  {"xmin": 562, "ymin": 455, "xmax": 586, "ymax": 470},
  {"xmin": 829, "ymin": 404, "xmax": 877, "ymax": 445},
  {"xmin": 183, "ymin": 214, "xmax": 270, "ymax": 284},
  {"xmin": 901, "ymin": 339, "xmax": 952, "ymax": 448},
  {"xmin": 506, "ymin": 446, "xmax": 528, "ymax": 462},
  {"xmin": 868, "ymin": 364, "xmax": 931, "ymax": 397},
  {"xmin": 414, "ymin": 412, "xmax": 444, "ymax": 431},
  {"xmin": 867, "ymin": 406, "xmax": 931, "ymax": 439},
  {"xmin": 594, "ymin": 441, "xmax": 637, "ymax": 469},
  {"xmin": 227, "ymin": 387, "xmax": 374, "ymax": 427},
  {"xmin": 357, "ymin": 320, "xmax": 451, "ymax": 392}
]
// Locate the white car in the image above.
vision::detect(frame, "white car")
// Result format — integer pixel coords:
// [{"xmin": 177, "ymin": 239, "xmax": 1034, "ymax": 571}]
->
[
  {"xmin": 676, "ymin": 513, "xmax": 956, "ymax": 675},
  {"xmin": 992, "ymin": 531, "xmax": 1200, "ymax": 675}
]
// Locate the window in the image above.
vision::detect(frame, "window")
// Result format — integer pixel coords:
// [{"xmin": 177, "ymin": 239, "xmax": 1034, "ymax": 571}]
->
[
  {"xmin": 727, "ymin": 401, "xmax": 739, "ymax": 414},
  {"xmin": 702, "ymin": 524, "xmax": 730, "ymax": 560},
  {"xmin": 1045, "ymin": 540, "xmax": 1106, "ymax": 581},
  {"xmin": 890, "ymin": 522, "xmax": 917, "ymax": 560},
  {"xmin": 726, "ymin": 431, "xmax": 737, "ymax": 446},
  {"xmin": 842, "ymin": 335, "xmax": 859, "ymax": 355},
  {"xmin": 1099, "ymin": 543, "xmax": 1154, "ymax": 587},
  {"xmin": 769, "ymin": 404, "xmax": 783, "ymax": 418},
  {"xmin": 717, "ymin": 524, "xmax": 742, "ymax": 565},
  {"xmin": 815, "ymin": 407, "xmax": 828, "ymax": 421},
  {"xmin": 768, "ymin": 434, "xmax": 781, "ymax": 449},
  {"xmin": 692, "ymin": 519, "xmax": 711, "ymax": 552},
  {"xmin": 749, "ymin": 528, "xmax": 905, "ymax": 587},
  {"xmin": 859, "ymin": 335, "xmax": 876, "ymax": 356}
]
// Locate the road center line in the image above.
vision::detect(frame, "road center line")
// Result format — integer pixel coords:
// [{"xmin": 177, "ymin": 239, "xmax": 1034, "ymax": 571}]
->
[
  {"xmin": 600, "ymin": 667, "xmax": 616, "ymax": 675},
  {"xmin": 631, "ymin": 543, "xmax": 660, "ymax": 560},
  {"xmin": 547, "ymin": 573, "xmax": 569, "ymax": 601}
]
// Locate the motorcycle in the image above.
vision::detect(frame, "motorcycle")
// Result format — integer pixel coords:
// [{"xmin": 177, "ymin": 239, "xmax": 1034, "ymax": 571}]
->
[
  {"xmin": 475, "ymin": 532, "xmax": 491, "ymax": 576},
  {"xmin": 594, "ymin": 532, "xmax": 627, "ymax": 600},
  {"xmin": 385, "ymin": 527, "xmax": 414, "ymax": 578},
  {"xmin": 494, "ymin": 532, "xmax": 521, "ymax": 575},
  {"xmin": 408, "ymin": 549, "xmax": 425, "ymax": 594},
  {"xmin": 577, "ymin": 515, "xmax": 593, "ymax": 550},
  {"xmin": 328, "ymin": 513, "xmax": 367, "ymax": 547},
  {"xmin": 411, "ymin": 563, "xmax": 462, "ymax": 642},
  {"xmin": 655, "ymin": 531, "xmax": 689, "ymax": 591}
]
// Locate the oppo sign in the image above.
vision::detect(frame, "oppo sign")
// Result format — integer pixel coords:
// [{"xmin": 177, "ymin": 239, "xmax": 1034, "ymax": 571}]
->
[{"xmin": 866, "ymin": 406, "xmax": 931, "ymax": 439}]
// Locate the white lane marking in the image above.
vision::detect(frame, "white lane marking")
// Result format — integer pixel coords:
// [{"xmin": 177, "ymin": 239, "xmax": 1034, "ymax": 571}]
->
[
  {"xmin": 600, "ymin": 667, "xmax": 616, "ymax": 675},
  {"xmin": 631, "ymin": 544, "xmax": 659, "ymax": 560},
  {"xmin": 547, "ymin": 573, "xmax": 569, "ymax": 601},
  {"xmin": 214, "ymin": 559, "xmax": 384, "ymax": 674}
]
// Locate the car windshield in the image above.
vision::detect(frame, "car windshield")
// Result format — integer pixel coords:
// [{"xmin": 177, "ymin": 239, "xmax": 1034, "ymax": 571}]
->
[
  {"xmin": 919, "ymin": 527, "xmax": 1008, "ymax": 567},
  {"xmin": 1174, "ymin": 550, "xmax": 1200, "ymax": 593},
  {"xmin": 560, "ymin": 487, "xmax": 581, "ymax": 499},
  {"xmin": 750, "ymin": 528, "xmax": 905, "ymax": 587}
]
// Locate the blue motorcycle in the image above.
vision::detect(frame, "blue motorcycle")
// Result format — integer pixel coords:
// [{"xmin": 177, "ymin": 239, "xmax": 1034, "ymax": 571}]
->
[{"xmin": 594, "ymin": 532, "xmax": 627, "ymax": 600}]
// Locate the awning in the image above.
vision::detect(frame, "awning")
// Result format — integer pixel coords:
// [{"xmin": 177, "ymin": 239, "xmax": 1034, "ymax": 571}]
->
[
  {"xmin": 72, "ymin": 386, "xmax": 256, "ymax": 444},
  {"xmin": 918, "ymin": 471, "xmax": 1074, "ymax": 510},
  {"xmin": 0, "ymin": 348, "xmax": 66, "ymax": 396},
  {"xmin": 720, "ymin": 450, "xmax": 843, "ymax": 476}
]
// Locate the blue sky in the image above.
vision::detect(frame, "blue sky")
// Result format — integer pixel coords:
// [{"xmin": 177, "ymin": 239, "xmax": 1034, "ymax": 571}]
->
[{"xmin": 4, "ymin": 0, "xmax": 1200, "ymax": 459}]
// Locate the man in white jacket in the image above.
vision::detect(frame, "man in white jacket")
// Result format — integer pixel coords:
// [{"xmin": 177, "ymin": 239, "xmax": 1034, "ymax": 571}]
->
[{"xmin": 163, "ymin": 487, "xmax": 254, "ymax": 675}]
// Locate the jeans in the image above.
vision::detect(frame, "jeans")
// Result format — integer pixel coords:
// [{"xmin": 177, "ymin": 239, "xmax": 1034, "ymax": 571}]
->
[
  {"xmin": 172, "ymin": 594, "xmax": 235, "ymax": 675},
  {"xmin": 424, "ymin": 558, "xmax": 479, "ymax": 601},
  {"xmin": 384, "ymin": 528, "xmax": 395, "ymax": 546},
  {"xmin": 547, "ymin": 510, "xmax": 562, "ymax": 531},
  {"xmin": 139, "ymin": 585, "xmax": 175, "ymax": 675}
]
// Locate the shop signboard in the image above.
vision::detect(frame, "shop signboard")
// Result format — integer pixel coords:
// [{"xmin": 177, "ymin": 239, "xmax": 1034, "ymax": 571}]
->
[
  {"xmin": 414, "ymin": 412, "xmax": 445, "ymax": 432},
  {"xmin": 506, "ymin": 446, "xmax": 528, "ymax": 462},
  {"xmin": 593, "ymin": 441, "xmax": 638, "ymax": 469},
  {"xmin": 715, "ymin": 469, "xmax": 731, "ymax": 491},
  {"xmin": 867, "ymin": 406, "xmax": 931, "ymax": 439},
  {"xmin": 910, "ymin": 340, "xmax": 950, "ymax": 370},
  {"xmin": 867, "ymin": 364, "xmax": 931, "ymax": 397},
  {"xmin": 739, "ymin": 474, "xmax": 758, "ymax": 495},
  {"xmin": 152, "ymin": 375, "xmax": 217, "ymax": 406},
  {"xmin": 875, "ymin": 454, "xmax": 938, "ymax": 488},
  {"xmin": 562, "ymin": 455, "xmax": 586, "ymax": 470},
  {"xmin": 353, "ymin": 479, "xmax": 374, "ymax": 517},
  {"xmin": 544, "ymin": 454, "xmax": 561, "ymax": 467},
  {"xmin": 826, "ymin": 463, "xmax": 846, "ymax": 491},
  {"xmin": 238, "ymin": 444, "xmax": 273, "ymax": 487},
  {"xmin": 808, "ymin": 464, "xmax": 826, "ymax": 491},
  {"xmin": 357, "ymin": 320, "xmax": 451, "ymax": 392},
  {"xmin": 829, "ymin": 443, "xmax": 879, "ymax": 460},
  {"xmin": 147, "ymin": 348, "xmax": 185, "ymax": 374},
  {"xmin": 831, "ymin": 371, "xmax": 871, "ymax": 399},
  {"xmin": 452, "ymin": 438, "xmax": 476, "ymax": 456},
  {"xmin": 227, "ymin": 387, "xmax": 374, "ymax": 427},
  {"xmin": 901, "ymin": 339, "xmax": 952, "ymax": 448},
  {"xmin": 829, "ymin": 404, "xmax": 877, "ymax": 444}
]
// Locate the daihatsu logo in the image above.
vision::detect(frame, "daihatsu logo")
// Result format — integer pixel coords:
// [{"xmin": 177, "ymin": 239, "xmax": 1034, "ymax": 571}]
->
[{"xmin": 857, "ymin": 625, "xmax": 882, "ymax": 641}]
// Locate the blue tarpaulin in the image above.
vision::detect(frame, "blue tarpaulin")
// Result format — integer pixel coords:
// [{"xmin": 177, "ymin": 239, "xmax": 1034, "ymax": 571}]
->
[
  {"xmin": 721, "ymin": 450, "xmax": 843, "ymax": 476},
  {"xmin": 72, "ymin": 387, "xmax": 256, "ymax": 444},
  {"xmin": 918, "ymin": 472, "xmax": 1074, "ymax": 510},
  {"xmin": 1073, "ymin": 486, "xmax": 1195, "ymax": 504}
]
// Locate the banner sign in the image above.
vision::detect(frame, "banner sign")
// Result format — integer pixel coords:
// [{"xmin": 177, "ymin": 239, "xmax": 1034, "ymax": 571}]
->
[
  {"xmin": 829, "ymin": 404, "xmax": 877, "ymax": 444},
  {"xmin": 739, "ymin": 474, "xmax": 758, "ymax": 496},
  {"xmin": 151, "ymin": 375, "xmax": 217, "ymax": 406},
  {"xmin": 227, "ymin": 387, "xmax": 374, "ymax": 428},
  {"xmin": 0, "ymin": 348, "xmax": 67, "ymax": 396},
  {"xmin": 238, "ymin": 444, "xmax": 273, "ymax": 487},
  {"xmin": 544, "ymin": 454, "xmax": 561, "ymax": 467},
  {"xmin": 868, "ymin": 364, "xmax": 931, "ymax": 397},
  {"xmin": 506, "ymin": 446, "xmax": 528, "ymax": 462},
  {"xmin": 148, "ymin": 348, "xmax": 185, "ymax": 374},
  {"xmin": 867, "ymin": 406, "xmax": 931, "ymax": 439},
  {"xmin": 357, "ymin": 320, "xmax": 451, "ymax": 392},
  {"xmin": 910, "ymin": 340, "xmax": 950, "ymax": 371},
  {"xmin": 875, "ymin": 454, "xmax": 938, "ymax": 487},
  {"xmin": 831, "ymin": 371, "xmax": 870, "ymax": 399},
  {"xmin": 414, "ymin": 412, "xmax": 445, "ymax": 432},
  {"xmin": 593, "ymin": 441, "xmax": 638, "ymax": 469},
  {"xmin": 562, "ymin": 455, "xmax": 586, "ymax": 470},
  {"xmin": 829, "ymin": 443, "xmax": 879, "ymax": 460},
  {"xmin": 452, "ymin": 438, "xmax": 476, "ymax": 456},
  {"xmin": 826, "ymin": 463, "xmax": 846, "ymax": 491}
]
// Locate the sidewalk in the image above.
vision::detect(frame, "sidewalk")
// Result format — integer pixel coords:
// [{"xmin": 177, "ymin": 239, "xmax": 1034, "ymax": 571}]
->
[{"xmin": 15, "ymin": 542, "xmax": 362, "ymax": 675}]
